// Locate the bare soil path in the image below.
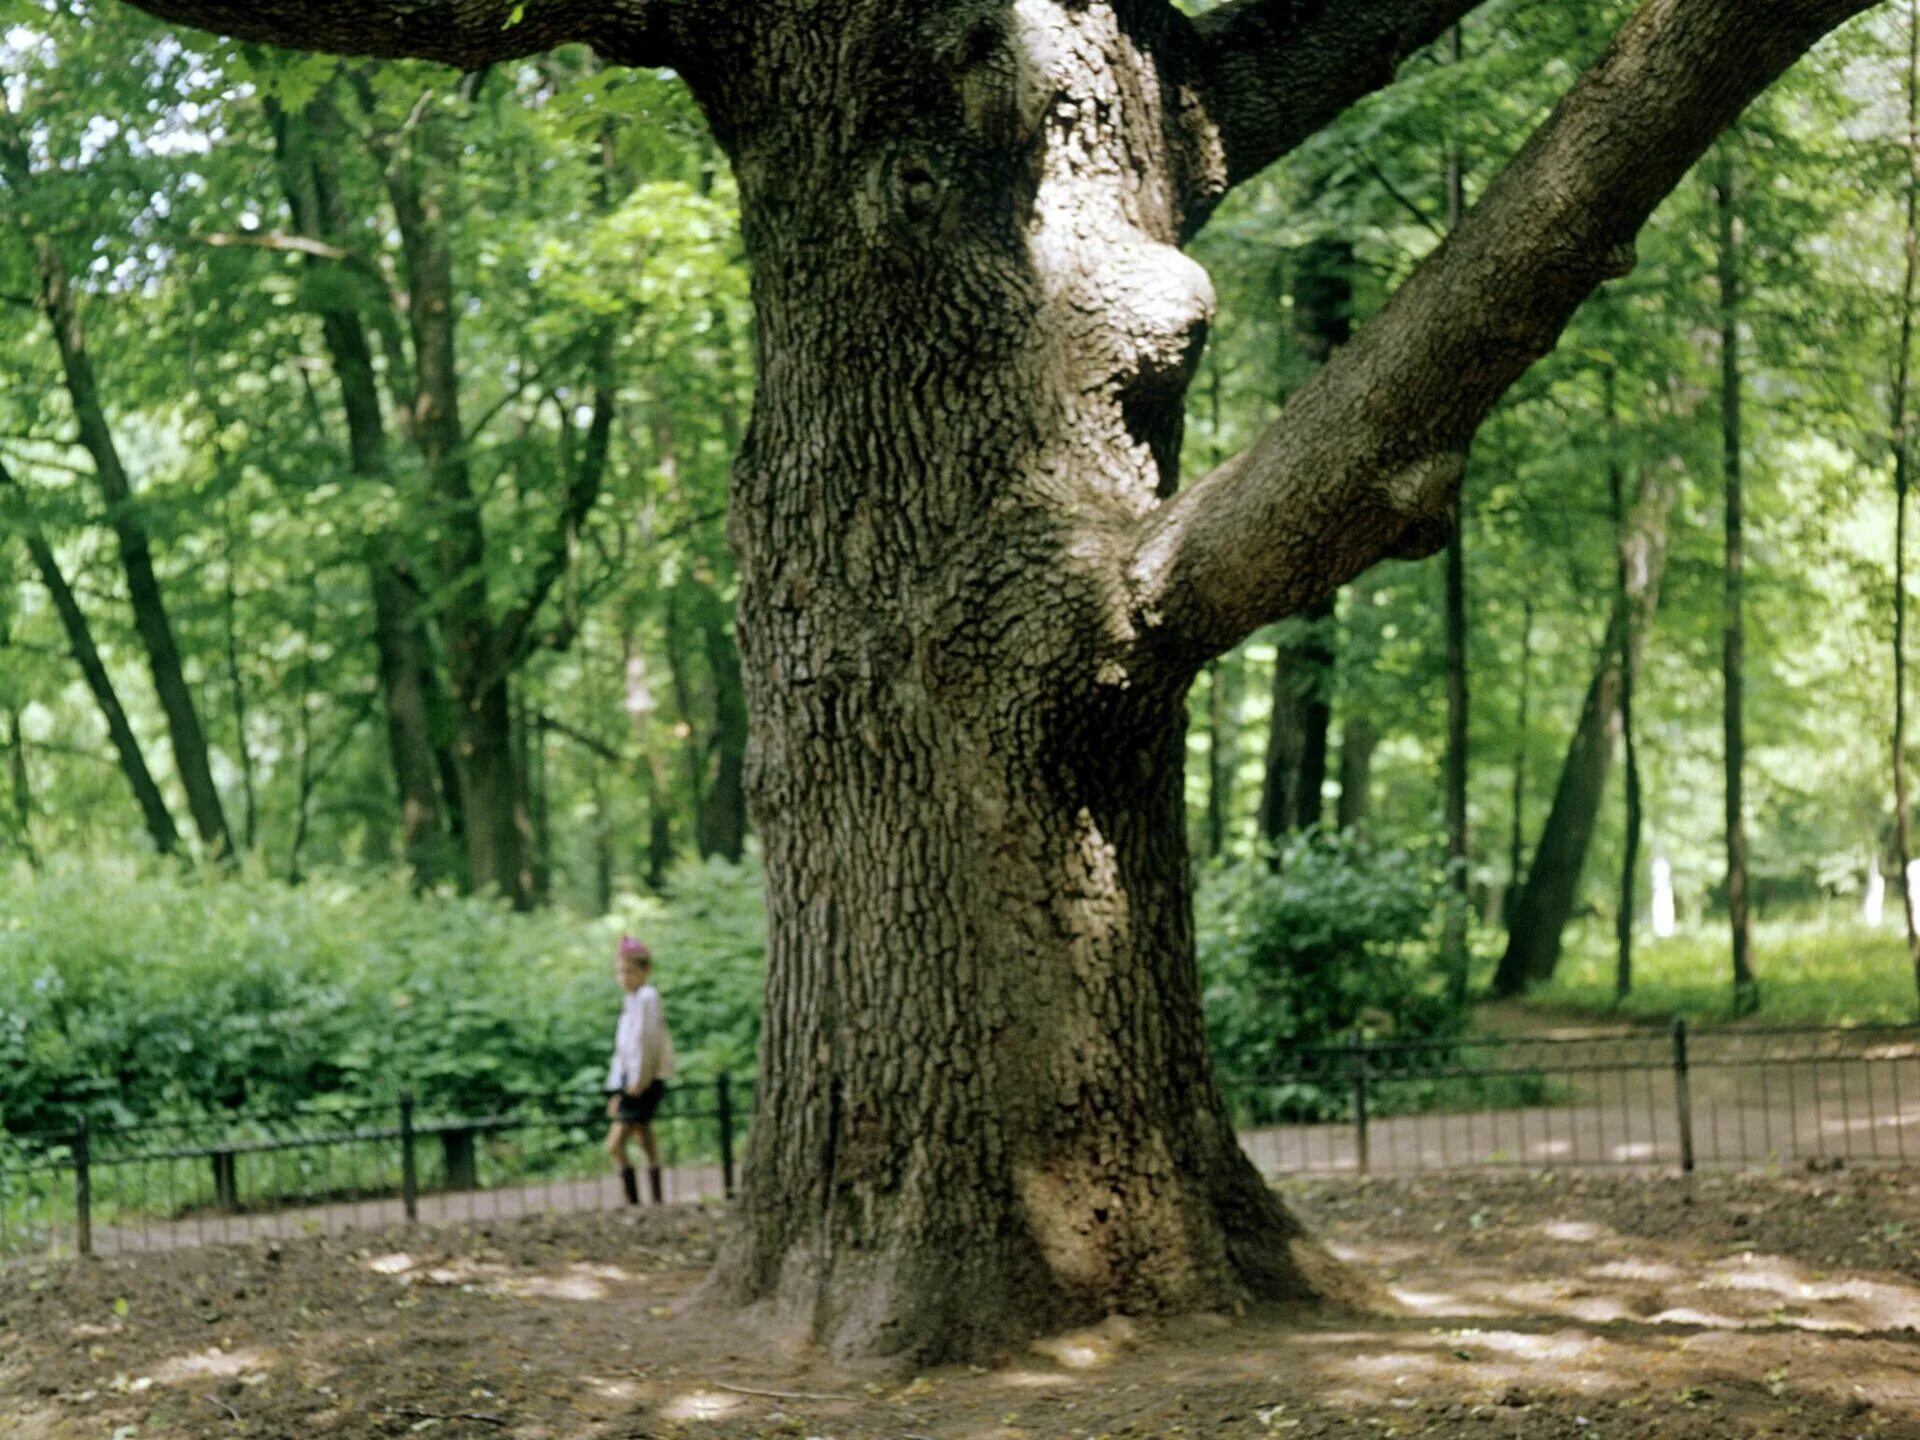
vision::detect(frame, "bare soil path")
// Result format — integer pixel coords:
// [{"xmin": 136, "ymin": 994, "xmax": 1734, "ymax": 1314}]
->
[{"xmin": 4, "ymin": 1170, "xmax": 1918, "ymax": 1439}]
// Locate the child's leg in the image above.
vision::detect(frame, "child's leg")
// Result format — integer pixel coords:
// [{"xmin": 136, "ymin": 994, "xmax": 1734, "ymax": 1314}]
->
[
  {"xmin": 604, "ymin": 1120, "xmax": 631, "ymax": 1170},
  {"xmin": 639, "ymin": 1123, "xmax": 664, "ymax": 1203}
]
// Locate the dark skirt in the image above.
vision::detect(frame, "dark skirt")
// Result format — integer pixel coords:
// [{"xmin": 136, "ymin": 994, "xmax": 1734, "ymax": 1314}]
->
[{"xmin": 612, "ymin": 1079, "xmax": 666, "ymax": 1124}]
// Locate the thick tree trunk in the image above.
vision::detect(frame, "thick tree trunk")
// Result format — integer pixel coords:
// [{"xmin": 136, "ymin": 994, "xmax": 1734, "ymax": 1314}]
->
[
  {"xmin": 1491, "ymin": 467, "xmax": 1677, "ymax": 997},
  {"xmin": 1717, "ymin": 159, "xmax": 1761, "ymax": 1012},
  {"xmin": 1, "ymin": 464, "xmax": 180, "ymax": 855},
  {"xmin": 36, "ymin": 238, "xmax": 232, "ymax": 857},
  {"xmin": 699, "ymin": 2, "xmax": 1342, "ymax": 1361}
]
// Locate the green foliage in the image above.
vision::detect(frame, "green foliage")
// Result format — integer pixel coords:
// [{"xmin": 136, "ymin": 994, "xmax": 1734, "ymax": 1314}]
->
[
  {"xmin": 0, "ymin": 854, "xmax": 766, "ymax": 1136},
  {"xmin": 1197, "ymin": 834, "xmax": 1458, "ymax": 1081}
]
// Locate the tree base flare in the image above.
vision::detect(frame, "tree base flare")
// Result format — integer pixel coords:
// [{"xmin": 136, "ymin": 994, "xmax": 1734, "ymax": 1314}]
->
[{"xmin": 704, "ymin": 1162, "xmax": 1381, "ymax": 1364}]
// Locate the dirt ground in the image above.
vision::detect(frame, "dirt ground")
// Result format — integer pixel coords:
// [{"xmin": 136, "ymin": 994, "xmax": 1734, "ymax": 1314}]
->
[{"xmin": 4, "ymin": 1170, "xmax": 1919, "ymax": 1440}]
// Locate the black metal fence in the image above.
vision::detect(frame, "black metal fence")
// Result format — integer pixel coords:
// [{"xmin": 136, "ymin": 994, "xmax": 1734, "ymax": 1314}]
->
[
  {"xmin": 0, "ymin": 1075, "xmax": 745, "ymax": 1261},
  {"xmin": 7, "ymin": 1023, "xmax": 1920, "ymax": 1263},
  {"xmin": 1228, "ymin": 1022, "xmax": 1920, "ymax": 1177}
]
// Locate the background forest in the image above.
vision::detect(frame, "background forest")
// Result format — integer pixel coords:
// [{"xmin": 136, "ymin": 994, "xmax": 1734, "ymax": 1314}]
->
[{"xmin": 3, "ymin": 0, "xmax": 1917, "ymax": 1130}]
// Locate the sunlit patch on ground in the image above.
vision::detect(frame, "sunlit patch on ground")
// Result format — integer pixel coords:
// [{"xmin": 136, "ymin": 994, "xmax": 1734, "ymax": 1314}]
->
[
  {"xmin": 4, "ymin": 1176, "xmax": 1918, "ymax": 1438},
  {"xmin": 662, "ymin": 1388, "xmax": 749, "ymax": 1420}
]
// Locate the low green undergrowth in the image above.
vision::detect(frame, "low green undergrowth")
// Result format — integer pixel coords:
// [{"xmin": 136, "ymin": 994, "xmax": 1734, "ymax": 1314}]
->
[
  {"xmin": 1529, "ymin": 913, "xmax": 1920, "ymax": 1027},
  {"xmin": 0, "ymin": 853, "xmax": 766, "ymax": 1136}
]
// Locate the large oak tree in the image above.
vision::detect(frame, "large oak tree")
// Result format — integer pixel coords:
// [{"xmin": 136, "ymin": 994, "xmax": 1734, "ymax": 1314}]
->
[{"xmin": 115, "ymin": 0, "xmax": 1879, "ymax": 1360}]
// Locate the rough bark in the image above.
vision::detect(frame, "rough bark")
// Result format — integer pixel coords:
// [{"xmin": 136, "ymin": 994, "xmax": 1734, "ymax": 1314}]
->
[
  {"xmin": 1, "ymin": 461, "xmax": 182, "ymax": 855},
  {"xmin": 113, "ymin": 0, "xmax": 1872, "ymax": 1363},
  {"xmin": 1717, "ymin": 158, "xmax": 1761, "ymax": 1013},
  {"xmin": 271, "ymin": 88, "xmax": 451, "ymax": 886},
  {"xmin": 1491, "ymin": 466, "xmax": 1677, "ymax": 997},
  {"xmin": 28, "ymin": 234, "xmax": 233, "ymax": 857}
]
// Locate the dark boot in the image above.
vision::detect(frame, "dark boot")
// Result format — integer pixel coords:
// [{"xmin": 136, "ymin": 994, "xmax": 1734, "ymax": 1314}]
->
[
  {"xmin": 619, "ymin": 1165, "xmax": 640, "ymax": 1206},
  {"xmin": 647, "ymin": 1165, "xmax": 664, "ymax": 1205}
]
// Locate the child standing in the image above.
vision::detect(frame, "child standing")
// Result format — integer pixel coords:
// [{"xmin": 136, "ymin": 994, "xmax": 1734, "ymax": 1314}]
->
[{"xmin": 604, "ymin": 935, "xmax": 677, "ymax": 1204}]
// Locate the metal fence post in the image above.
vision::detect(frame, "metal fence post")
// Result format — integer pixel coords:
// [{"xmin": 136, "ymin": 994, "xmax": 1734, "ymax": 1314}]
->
[
  {"xmin": 399, "ymin": 1089, "xmax": 419, "ymax": 1224},
  {"xmin": 72, "ymin": 1116, "xmax": 92, "ymax": 1257},
  {"xmin": 1348, "ymin": 1035, "xmax": 1371, "ymax": 1175},
  {"xmin": 717, "ymin": 1073, "xmax": 736, "ymax": 1200},
  {"xmin": 1671, "ymin": 1017, "xmax": 1695, "ymax": 1173}
]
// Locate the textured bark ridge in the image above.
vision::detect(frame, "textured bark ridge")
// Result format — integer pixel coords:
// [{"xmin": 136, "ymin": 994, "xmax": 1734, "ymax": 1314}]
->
[{"xmin": 688, "ymin": 0, "xmax": 1348, "ymax": 1358}]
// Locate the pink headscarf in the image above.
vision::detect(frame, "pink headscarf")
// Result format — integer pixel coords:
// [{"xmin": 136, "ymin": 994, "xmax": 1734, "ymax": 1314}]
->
[{"xmin": 617, "ymin": 934, "xmax": 652, "ymax": 962}]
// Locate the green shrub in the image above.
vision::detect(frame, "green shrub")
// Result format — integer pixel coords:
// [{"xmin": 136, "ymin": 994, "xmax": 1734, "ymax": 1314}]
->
[
  {"xmin": 1197, "ymin": 834, "xmax": 1471, "ymax": 1119},
  {"xmin": 0, "ymin": 853, "xmax": 767, "ymax": 1135}
]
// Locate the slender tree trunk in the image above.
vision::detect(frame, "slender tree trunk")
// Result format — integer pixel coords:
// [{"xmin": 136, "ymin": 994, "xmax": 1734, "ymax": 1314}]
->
[
  {"xmin": 2, "ymin": 464, "xmax": 179, "ymax": 855},
  {"xmin": 1509, "ymin": 594, "xmax": 1533, "ymax": 893},
  {"xmin": 273, "ymin": 90, "xmax": 451, "ymax": 886},
  {"xmin": 695, "ymin": 583, "xmax": 750, "ymax": 863},
  {"xmin": 663, "ymin": 588, "xmax": 712, "ymax": 842},
  {"xmin": 221, "ymin": 493, "xmax": 258, "ymax": 852},
  {"xmin": 624, "ymin": 632, "xmax": 675, "ymax": 891},
  {"xmin": 1717, "ymin": 157, "xmax": 1761, "ymax": 1012},
  {"xmin": 1492, "ymin": 467, "xmax": 1679, "ymax": 997},
  {"xmin": 4, "ymin": 700, "xmax": 31, "ymax": 866},
  {"xmin": 288, "ymin": 579, "xmax": 319, "ymax": 884},
  {"xmin": 382, "ymin": 109, "xmax": 527, "ymax": 906},
  {"xmin": 1441, "ymin": 23, "xmax": 1472, "ymax": 1003},
  {"xmin": 1204, "ymin": 660, "xmax": 1230, "ymax": 855},
  {"xmin": 1258, "ymin": 598, "xmax": 1334, "ymax": 839},
  {"xmin": 1608, "ymin": 376, "xmax": 1641, "ymax": 1001},
  {"xmin": 1257, "ymin": 240, "xmax": 1350, "ymax": 840},
  {"xmin": 1336, "ymin": 711, "xmax": 1378, "ymax": 832},
  {"xmin": 1895, "ymin": 0, "xmax": 1920, "ymax": 1005},
  {"xmin": 35, "ymin": 238, "xmax": 232, "ymax": 857}
]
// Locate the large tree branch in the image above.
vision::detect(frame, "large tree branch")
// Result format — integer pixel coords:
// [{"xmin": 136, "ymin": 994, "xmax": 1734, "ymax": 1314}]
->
[
  {"xmin": 1130, "ymin": 0, "xmax": 1878, "ymax": 666},
  {"xmin": 1182, "ymin": 0, "xmax": 1486, "ymax": 227},
  {"xmin": 111, "ymin": 0, "xmax": 676, "ymax": 69}
]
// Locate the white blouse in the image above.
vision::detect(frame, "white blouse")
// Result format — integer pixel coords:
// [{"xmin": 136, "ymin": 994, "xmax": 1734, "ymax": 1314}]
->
[{"xmin": 605, "ymin": 983, "xmax": 678, "ymax": 1092}]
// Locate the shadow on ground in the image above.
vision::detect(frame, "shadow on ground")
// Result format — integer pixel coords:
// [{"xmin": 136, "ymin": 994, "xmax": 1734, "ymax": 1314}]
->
[{"xmin": 3, "ymin": 1171, "xmax": 1917, "ymax": 1438}]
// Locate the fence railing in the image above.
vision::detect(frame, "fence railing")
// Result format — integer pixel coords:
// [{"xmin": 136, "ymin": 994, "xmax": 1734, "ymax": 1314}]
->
[
  {"xmin": 1226, "ymin": 1021, "xmax": 1920, "ymax": 1177},
  {"xmin": 7, "ymin": 1023, "xmax": 1920, "ymax": 1262},
  {"xmin": 0, "ymin": 1075, "xmax": 748, "ymax": 1261}
]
